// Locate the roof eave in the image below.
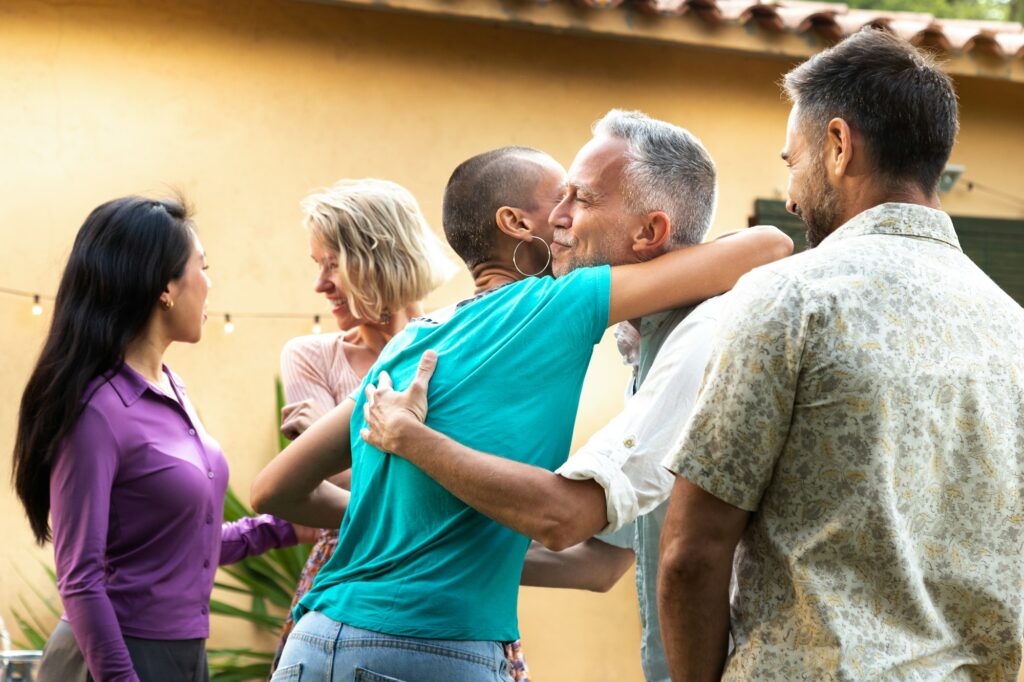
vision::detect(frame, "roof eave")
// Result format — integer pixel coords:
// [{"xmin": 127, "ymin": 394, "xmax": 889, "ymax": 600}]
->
[{"xmin": 297, "ymin": 0, "xmax": 1024, "ymax": 84}]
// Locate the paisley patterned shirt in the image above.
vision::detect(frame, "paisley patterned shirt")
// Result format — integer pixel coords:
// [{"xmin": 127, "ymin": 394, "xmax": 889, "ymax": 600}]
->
[{"xmin": 664, "ymin": 203, "xmax": 1024, "ymax": 681}]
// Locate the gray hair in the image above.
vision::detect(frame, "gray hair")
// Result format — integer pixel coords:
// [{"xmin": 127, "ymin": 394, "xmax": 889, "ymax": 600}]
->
[{"xmin": 593, "ymin": 109, "xmax": 717, "ymax": 247}]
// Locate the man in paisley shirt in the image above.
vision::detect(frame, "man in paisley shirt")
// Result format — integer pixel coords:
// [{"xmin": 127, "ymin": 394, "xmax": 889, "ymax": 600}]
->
[{"xmin": 659, "ymin": 27, "xmax": 1024, "ymax": 680}]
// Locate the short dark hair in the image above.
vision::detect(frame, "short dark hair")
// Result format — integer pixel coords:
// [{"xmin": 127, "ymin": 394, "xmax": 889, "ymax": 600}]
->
[
  {"xmin": 442, "ymin": 146, "xmax": 551, "ymax": 268},
  {"xmin": 782, "ymin": 28, "xmax": 959, "ymax": 195}
]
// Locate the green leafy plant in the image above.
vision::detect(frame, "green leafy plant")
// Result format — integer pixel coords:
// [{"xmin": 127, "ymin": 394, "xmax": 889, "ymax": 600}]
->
[
  {"xmin": 9, "ymin": 564, "xmax": 60, "ymax": 649},
  {"xmin": 207, "ymin": 377, "xmax": 310, "ymax": 680}
]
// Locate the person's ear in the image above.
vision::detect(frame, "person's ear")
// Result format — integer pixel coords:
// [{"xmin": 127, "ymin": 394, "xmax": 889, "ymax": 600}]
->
[
  {"xmin": 495, "ymin": 206, "xmax": 530, "ymax": 240},
  {"xmin": 160, "ymin": 280, "xmax": 180, "ymax": 308},
  {"xmin": 827, "ymin": 117, "xmax": 854, "ymax": 180},
  {"xmin": 631, "ymin": 211, "xmax": 672, "ymax": 259}
]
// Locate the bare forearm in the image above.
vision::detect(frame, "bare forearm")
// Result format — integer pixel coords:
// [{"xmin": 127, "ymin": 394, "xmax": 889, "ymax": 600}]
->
[
  {"xmin": 658, "ymin": 477, "xmax": 748, "ymax": 680},
  {"xmin": 521, "ymin": 539, "xmax": 635, "ymax": 592},
  {"xmin": 608, "ymin": 225, "xmax": 793, "ymax": 325},
  {"xmin": 657, "ymin": 546, "xmax": 732, "ymax": 681},
  {"xmin": 327, "ymin": 469, "xmax": 352, "ymax": 490},
  {"xmin": 255, "ymin": 481, "xmax": 350, "ymax": 529},
  {"xmin": 385, "ymin": 419, "xmax": 607, "ymax": 550},
  {"xmin": 252, "ymin": 399, "xmax": 354, "ymax": 525}
]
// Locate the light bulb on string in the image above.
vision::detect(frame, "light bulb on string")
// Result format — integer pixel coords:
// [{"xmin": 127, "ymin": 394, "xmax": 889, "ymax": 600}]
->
[
  {"xmin": 31, "ymin": 294, "xmax": 43, "ymax": 316},
  {"xmin": 312, "ymin": 314, "xmax": 321, "ymax": 334},
  {"xmin": 223, "ymin": 314, "xmax": 235, "ymax": 334}
]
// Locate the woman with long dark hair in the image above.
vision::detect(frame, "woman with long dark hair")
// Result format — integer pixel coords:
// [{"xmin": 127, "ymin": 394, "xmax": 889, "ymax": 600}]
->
[{"xmin": 13, "ymin": 196, "xmax": 303, "ymax": 682}]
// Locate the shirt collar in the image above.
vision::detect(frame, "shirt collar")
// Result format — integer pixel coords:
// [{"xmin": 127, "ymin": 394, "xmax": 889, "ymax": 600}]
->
[
  {"xmin": 638, "ymin": 310, "xmax": 674, "ymax": 337},
  {"xmin": 107, "ymin": 362, "xmax": 185, "ymax": 407},
  {"xmin": 614, "ymin": 310, "xmax": 677, "ymax": 367},
  {"xmin": 820, "ymin": 202, "xmax": 961, "ymax": 251}
]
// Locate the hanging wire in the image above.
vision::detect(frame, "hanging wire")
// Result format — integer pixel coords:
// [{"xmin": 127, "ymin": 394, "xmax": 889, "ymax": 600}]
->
[
  {"xmin": 0, "ymin": 286, "xmax": 54, "ymax": 300},
  {"xmin": 964, "ymin": 179, "xmax": 1024, "ymax": 210},
  {"xmin": 1, "ymin": 287, "xmax": 323, "ymax": 323}
]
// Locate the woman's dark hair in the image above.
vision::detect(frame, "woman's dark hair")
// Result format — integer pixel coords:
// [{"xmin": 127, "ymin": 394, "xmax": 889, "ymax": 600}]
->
[{"xmin": 13, "ymin": 195, "xmax": 195, "ymax": 544}]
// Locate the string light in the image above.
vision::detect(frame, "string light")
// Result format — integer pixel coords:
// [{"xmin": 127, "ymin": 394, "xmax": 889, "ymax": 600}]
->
[{"xmin": 4, "ymin": 287, "xmax": 328, "ymax": 337}]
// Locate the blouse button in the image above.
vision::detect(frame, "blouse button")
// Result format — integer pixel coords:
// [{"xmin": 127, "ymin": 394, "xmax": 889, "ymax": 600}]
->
[
  {"xmin": 203, "ymin": 559, "xmax": 210, "ymax": 568},
  {"xmin": 188, "ymin": 428, "xmax": 197, "ymax": 436}
]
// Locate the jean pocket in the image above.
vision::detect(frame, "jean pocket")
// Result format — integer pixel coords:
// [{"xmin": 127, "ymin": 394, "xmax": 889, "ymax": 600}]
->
[
  {"xmin": 271, "ymin": 662, "xmax": 303, "ymax": 681},
  {"xmin": 354, "ymin": 668, "xmax": 407, "ymax": 682}
]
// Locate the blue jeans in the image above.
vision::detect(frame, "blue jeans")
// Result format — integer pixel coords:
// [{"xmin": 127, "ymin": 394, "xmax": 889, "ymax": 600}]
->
[{"xmin": 272, "ymin": 611, "xmax": 515, "ymax": 682}]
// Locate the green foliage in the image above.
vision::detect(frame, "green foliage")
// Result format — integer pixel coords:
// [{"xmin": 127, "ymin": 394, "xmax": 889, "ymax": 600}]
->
[
  {"xmin": 207, "ymin": 376, "xmax": 309, "ymax": 680},
  {"xmin": 207, "ymin": 486, "xmax": 308, "ymax": 680},
  {"xmin": 10, "ymin": 563, "xmax": 60, "ymax": 650},
  {"xmin": 818, "ymin": 0, "xmax": 1016, "ymax": 21}
]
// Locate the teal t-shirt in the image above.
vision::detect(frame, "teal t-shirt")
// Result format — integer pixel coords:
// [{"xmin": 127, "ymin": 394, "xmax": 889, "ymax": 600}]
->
[{"xmin": 297, "ymin": 266, "xmax": 611, "ymax": 641}]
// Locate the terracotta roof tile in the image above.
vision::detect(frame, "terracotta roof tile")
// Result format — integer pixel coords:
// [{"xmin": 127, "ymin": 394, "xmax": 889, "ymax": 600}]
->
[{"xmin": 571, "ymin": 0, "xmax": 1024, "ymax": 62}]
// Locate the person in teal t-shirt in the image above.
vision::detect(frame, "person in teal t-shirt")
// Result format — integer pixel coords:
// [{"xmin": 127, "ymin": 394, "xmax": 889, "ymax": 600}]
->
[{"xmin": 254, "ymin": 146, "xmax": 788, "ymax": 682}]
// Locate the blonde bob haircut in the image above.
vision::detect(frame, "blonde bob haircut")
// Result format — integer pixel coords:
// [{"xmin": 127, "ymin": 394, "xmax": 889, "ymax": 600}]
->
[{"xmin": 302, "ymin": 178, "xmax": 456, "ymax": 322}]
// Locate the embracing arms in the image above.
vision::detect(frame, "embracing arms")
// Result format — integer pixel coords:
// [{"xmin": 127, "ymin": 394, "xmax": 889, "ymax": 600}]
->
[
  {"xmin": 361, "ymin": 352, "xmax": 610, "ymax": 550},
  {"xmin": 359, "ymin": 227, "xmax": 790, "ymax": 548},
  {"xmin": 521, "ymin": 538, "xmax": 635, "ymax": 593},
  {"xmin": 607, "ymin": 225, "xmax": 792, "ymax": 325},
  {"xmin": 251, "ymin": 399, "xmax": 354, "ymax": 528}
]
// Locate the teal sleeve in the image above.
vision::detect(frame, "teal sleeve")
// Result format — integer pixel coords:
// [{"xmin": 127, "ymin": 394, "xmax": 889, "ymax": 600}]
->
[{"xmin": 549, "ymin": 265, "xmax": 611, "ymax": 347}]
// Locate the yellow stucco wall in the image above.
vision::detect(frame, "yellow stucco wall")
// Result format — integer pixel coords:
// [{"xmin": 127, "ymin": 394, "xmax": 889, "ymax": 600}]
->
[{"xmin": 1, "ymin": 0, "xmax": 1022, "ymax": 679}]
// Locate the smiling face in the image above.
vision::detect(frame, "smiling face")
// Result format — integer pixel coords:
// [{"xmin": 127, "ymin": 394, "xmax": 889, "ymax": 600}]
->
[
  {"xmin": 310, "ymin": 233, "xmax": 366, "ymax": 330},
  {"xmin": 548, "ymin": 135, "xmax": 640, "ymax": 277},
  {"xmin": 164, "ymin": 233, "xmax": 210, "ymax": 343},
  {"xmin": 782, "ymin": 105, "xmax": 842, "ymax": 248}
]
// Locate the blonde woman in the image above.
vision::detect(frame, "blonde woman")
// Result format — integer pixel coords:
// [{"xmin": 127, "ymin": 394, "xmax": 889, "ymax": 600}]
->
[{"xmin": 271, "ymin": 179, "xmax": 456, "ymax": 670}]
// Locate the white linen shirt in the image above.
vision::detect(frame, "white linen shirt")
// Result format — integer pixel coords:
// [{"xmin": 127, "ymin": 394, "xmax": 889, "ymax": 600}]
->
[{"xmin": 556, "ymin": 294, "xmax": 728, "ymax": 533}]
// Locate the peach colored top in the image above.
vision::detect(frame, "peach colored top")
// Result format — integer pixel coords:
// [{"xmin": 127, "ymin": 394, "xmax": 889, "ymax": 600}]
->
[{"xmin": 279, "ymin": 332, "xmax": 362, "ymax": 410}]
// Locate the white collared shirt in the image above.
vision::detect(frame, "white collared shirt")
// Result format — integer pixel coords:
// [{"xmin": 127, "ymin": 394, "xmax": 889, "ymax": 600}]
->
[{"xmin": 556, "ymin": 295, "xmax": 727, "ymax": 534}]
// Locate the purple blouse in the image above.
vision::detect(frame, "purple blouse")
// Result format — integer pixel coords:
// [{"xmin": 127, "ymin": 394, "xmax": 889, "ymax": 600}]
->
[{"xmin": 49, "ymin": 363, "xmax": 296, "ymax": 682}]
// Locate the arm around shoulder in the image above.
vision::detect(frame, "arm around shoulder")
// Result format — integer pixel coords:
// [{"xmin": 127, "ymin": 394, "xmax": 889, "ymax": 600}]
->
[
  {"xmin": 521, "ymin": 538, "xmax": 635, "ymax": 593},
  {"xmin": 608, "ymin": 225, "xmax": 793, "ymax": 326},
  {"xmin": 251, "ymin": 398, "xmax": 355, "ymax": 528}
]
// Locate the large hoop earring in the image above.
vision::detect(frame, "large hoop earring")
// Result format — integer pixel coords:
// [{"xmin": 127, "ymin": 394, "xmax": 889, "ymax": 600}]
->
[{"xmin": 512, "ymin": 236, "xmax": 552, "ymax": 277}]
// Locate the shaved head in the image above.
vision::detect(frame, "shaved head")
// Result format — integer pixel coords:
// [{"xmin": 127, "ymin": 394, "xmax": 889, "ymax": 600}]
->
[{"xmin": 442, "ymin": 146, "xmax": 557, "ymax": 268}]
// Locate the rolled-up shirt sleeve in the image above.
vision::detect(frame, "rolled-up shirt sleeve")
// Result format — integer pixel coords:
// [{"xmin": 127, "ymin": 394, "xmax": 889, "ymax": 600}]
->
[
  {"xmin": 51, "ymin": 405, "xmax": 139, "ymax": 682},
  {"xmin": 219, "ymin": 515, "xmax": 298, "ymax": 565},
  {"xmin": 663, "ymin": 268, "xmax": 807, "ymax": 512},
  {"xmin": 558, "ymin": 306, "xmax": 721, "ymax": 534}
]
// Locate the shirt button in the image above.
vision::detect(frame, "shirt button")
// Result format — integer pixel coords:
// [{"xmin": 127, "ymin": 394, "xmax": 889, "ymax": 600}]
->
[
  {"xmin": 206, "ymin": 514, "xmax": 213, "ymax": 524},
  {"xmin": 188, "ymin": 428, "xmax": 197, "ymax": 436},
  {"xmin": 201, "ymin": 606, "xmax": 207, "ymax": 615},
  {"xmin": 623, "ymin": 437, "xmax": 636, "ymax": 448},
  {"xmin": 207, "ymin": 470, "xmax": 214, "ymax": 479},
  {"xmin": 203, "ymin": 559, "xmax": 210, "ymax": 568}
]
